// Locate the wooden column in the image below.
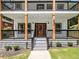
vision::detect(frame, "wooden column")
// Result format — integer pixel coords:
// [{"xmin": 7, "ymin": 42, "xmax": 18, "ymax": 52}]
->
[
  {"xmin": 25, "ymin": 0, "xmax": 28, "ymax": 40},
  {"xmin": 52, "ymin": 0, "xmax": 56, "ymax": 40},
  {"xmin": 25, "ymin": 15, "xmax": 28, "ymax": 40},
  {"xmin": 78, "ymin": 14, "xmax": 79, "ymax": 29},
  {"xmin": 0, "ymin": 0, "xmax": 2, "ymax": 11},
  {"xmin": 0, "ymin": 14, "xmax": 2, "ymax": 40},
  {"xmin": 0, "ymin": 0, "xmax": 2, "ymax": 40}
]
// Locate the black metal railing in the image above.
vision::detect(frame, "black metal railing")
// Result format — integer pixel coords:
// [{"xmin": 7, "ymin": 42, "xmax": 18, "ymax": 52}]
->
[
  {"xmin": 2, "ymin": 1, "xmax": 79, "ymax": 11},
  {"xmin": 69, "ymin": 3, "xmax": 79, "ymax": 11},
  {"xmin": 2, "ymin": 1, "xmax": 24, "ymax": 11},
  {"xmin": 2, "ymin": 29, "xmax": 79, "ymax": 39},
  {"xmin": 2, "ymin": 3, "xmax": 12, "ymax": 10},
  {"xmin": 31, "ymin": 38, "xmax": 34, "ymax": 50},
  {"xmin": 1, "ymin": 30, "xmax": 34, "ymax": 39},
  {"xmin": 47, "ymin": 38, "xmax": 50, "ymax": 49},
  {"xmin": 47, "ymin": 30, "xmax": 79, "ymax": 39},
  {"xmin": 2, "ymin": 30, "xmax": 25, "ymax": 39}
]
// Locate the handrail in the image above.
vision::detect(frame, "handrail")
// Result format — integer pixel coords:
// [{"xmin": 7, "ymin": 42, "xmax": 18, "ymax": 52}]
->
[
  {"xmin": 31, "ymin": 38, "xmax": 34, "ymax": 50},
  {"xmin": 46, "ymin": 38, "xmax": 49, "ymax": 49},
  {"xmin": 47, "ymin": 29, "xmax": 79, "ymax": 31},
  {"xmin": 1, "ymin": 29, "xmax": 79, "ymax": 31}
]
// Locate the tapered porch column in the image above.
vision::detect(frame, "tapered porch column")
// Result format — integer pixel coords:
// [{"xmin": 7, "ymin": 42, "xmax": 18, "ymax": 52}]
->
[
  {"xmin": 25, "ymin": 0, "xmax": 28, "ymax": 40},
  {"xmin": 0, "ymin": 0, "xmax": 2, "ymax": 40},
  {"xmin": 0, "ymin": 0, "xmax": 2, "ymax": 11},
  {"xmin": 52, "ymin": 0, "xmax": 56, "ymax": 40},
  {"xmin": 0, "ymin": 14, "xmax": 2, "ymax": 40},
  {"xmin": 25, "ymin": 15, "xmax": 28, "ymax": 40},
  {"xmin": 78, "ymin": 14, "xmax": 79, "ymax": 28}
]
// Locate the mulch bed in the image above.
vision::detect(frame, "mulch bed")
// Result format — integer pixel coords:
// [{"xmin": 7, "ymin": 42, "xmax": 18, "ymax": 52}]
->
[{"xmin": 0, "ymin": 49, "xmax": 28, "ymax": 57}]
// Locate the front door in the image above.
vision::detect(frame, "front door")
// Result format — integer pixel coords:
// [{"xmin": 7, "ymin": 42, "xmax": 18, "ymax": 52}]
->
[{"xmin": 35, "ymin": 23, "xmax": 47, "ymax": 37}]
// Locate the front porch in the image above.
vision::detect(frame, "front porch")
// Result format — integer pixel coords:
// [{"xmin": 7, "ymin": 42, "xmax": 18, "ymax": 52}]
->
[{"xmin": 0, "ymin": 13, "xmax": 79, "ymax": 49}]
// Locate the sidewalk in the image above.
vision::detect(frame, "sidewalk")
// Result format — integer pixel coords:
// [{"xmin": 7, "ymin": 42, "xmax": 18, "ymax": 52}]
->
[{"xmin": 28, "ymin": 50, "xmax": 51, "ymax": 59}]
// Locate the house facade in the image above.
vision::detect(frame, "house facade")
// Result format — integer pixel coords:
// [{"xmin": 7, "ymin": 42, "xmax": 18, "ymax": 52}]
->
[{"xmin": 0, "ymin": 0, "xmax": 79, "ymax": 50}]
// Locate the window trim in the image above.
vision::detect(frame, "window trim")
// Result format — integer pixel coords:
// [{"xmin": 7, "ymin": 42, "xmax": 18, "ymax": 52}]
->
[
  {"xmin": 47, "ymin": 4, "xmax": 52, "ymax": 9},
  {"xmin": 56, "ymin": 23, "xmax": 62, "ymax": 34},
  {"xmin": 56, "ymin": 4, "xmax": 64, "ymax": 10},
  {"xmin": 15, "ymin": 3, "xmax": 22, "ymax": 10}
]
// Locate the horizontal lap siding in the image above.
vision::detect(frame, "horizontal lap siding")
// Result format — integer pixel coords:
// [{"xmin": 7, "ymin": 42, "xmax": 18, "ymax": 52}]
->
[{"xmin": 0, "ymin": 41, "xmax": 28, "ymax": 49}]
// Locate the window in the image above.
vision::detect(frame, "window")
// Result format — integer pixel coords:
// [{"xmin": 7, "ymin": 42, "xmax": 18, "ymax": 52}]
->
[
  {"xmin": 57, "ymin": 4, "xmax": 64, "ymax": 10},
  {"xmin": 37, "ymin": 4, "xmax": 44, "ymax": 10},
  {"xmin": 18, "ymin": 23, "xmax": 25, "ymax": 34},
  {"xmin": 56, "ymin": 23, "xmax": 62, "ymax": 33},
  {"xmin": 18, "ymin": 23, "xmax": 31, "ymax": 34},
  {"xmin": 15, "ymin": 3, "xmax": 22, "ymax": 10},
  {"xmin": 47, "ymin": 4, "xmax": 52, "ymax": 9}
]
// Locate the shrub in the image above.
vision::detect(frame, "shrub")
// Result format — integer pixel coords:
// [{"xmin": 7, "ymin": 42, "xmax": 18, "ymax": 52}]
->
[
  {"xmin": 56, "ymin": 42, "xmax": 62, "ymax": 47},
  {"xmin": 13, "ymin": 46, "xmax": 20, "ymax": 51},
  {"xmin": 68, "ymin": 42, "xmax": 73, "ymax": 47},
  {"xmin": 4, "ymin": 46, "xmax": 12, "ymax": 51},
  {"xmin": 77, "ymin": 40, "xmax": 79, "ymax": 45}
]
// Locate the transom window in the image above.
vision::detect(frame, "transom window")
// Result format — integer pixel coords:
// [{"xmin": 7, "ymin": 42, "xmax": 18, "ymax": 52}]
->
[{"xmin": 37, "ymin": 4, "xmax": 44, "ymax": 10}]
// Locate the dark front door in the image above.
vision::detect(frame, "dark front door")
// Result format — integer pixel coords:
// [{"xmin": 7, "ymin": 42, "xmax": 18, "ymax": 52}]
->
[{"xmin": 35, "ymin": 23, "xmax": 47, "ymax": 37}]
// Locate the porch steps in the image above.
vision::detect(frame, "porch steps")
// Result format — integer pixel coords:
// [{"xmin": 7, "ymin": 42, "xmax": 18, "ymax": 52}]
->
[{"xmin": 33, "ymin": 38, "xmax": 47, "ymax": 50}]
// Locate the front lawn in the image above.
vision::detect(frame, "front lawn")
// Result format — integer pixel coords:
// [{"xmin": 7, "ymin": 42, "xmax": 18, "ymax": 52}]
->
[
  {"xmin": 0, "ymin": 49, "xmax": 30, "ymax": 59},
  {"xmin": 49, "ymin": 48, "xmax": 79, "ymax": 59}
]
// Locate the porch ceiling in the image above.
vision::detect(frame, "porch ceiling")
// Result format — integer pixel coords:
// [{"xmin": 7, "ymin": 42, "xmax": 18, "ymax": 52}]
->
[
  {"xmin": 56, "ymin": 13, "xmax": 78, "ymax": 20},
  {"xmin": 3, "ymin": 13, "xmax": 78, "ymax": 21}
]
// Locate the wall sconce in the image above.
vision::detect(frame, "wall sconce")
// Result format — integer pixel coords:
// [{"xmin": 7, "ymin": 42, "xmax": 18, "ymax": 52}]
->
[
  {"xmin": 32, "ymin": 22, "xmax": 34, "ymax": 24},
  {"xmin": 48, "ymin": 22, "xmax": 49, "ymax": 24}
]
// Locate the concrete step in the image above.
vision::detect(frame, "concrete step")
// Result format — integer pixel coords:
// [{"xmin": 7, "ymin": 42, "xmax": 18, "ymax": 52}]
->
[
  {"xmin": 34, "ymin": 38, "xmax": 46, "ymax": 40},
  {"xmin": 33, "ymin": 38, "xmax": 47, "ymax": 50},
  {"xmin": 33, "ymin": 48, "xmax": 47, "ymax": 50},
  {"xmin": 34, "ymin": 43, "xmax": 47, "ymax": 46}
]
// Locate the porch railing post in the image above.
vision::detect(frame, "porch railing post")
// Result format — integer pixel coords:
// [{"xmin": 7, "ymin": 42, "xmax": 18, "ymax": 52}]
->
[
  {"xmin": 25, "ymin": 0, "xmax": 28, "ymax": 40},
  {"xmin": 52, "ymin": 0, "xmax": 56, "ymax": 40}
]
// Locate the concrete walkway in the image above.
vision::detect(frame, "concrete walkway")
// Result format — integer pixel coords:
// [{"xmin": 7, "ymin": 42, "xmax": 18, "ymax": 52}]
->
[{"xmin": 28, "ymin": 50, "xmax": 51, "ymax": 59}]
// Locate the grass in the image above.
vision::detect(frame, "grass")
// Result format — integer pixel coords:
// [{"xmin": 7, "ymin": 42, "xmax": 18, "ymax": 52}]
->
[
  {"xmin": 0, "ymin": 50, "xmax": 30, "ymax": 59},
  {"xmin": 49, "ymin": 48, "xmax": 79, "ymax": 59}
]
